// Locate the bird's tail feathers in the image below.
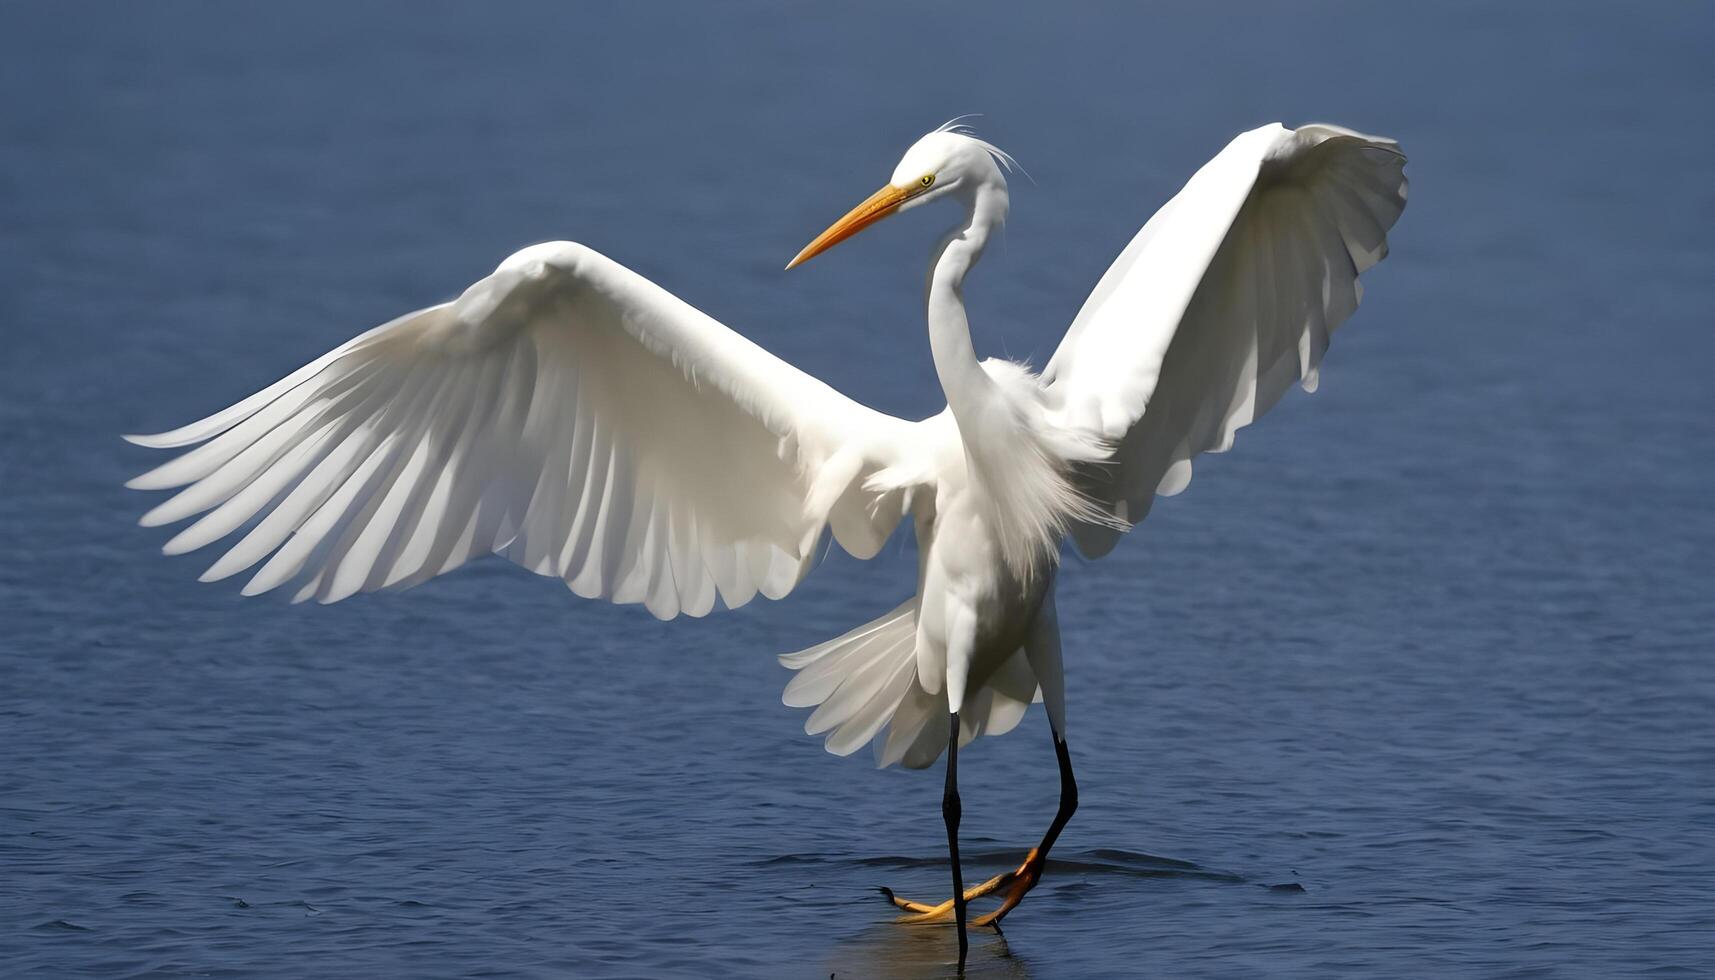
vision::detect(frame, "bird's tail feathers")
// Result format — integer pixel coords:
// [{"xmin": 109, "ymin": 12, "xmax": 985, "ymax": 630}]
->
[{"xmin": 780, "ymin": 599, "xmax": 1039, "ymax": 769}]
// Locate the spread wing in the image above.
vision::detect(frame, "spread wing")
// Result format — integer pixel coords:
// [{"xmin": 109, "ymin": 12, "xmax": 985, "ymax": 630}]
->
[
  {"xmin": 127, "ymin": 241, "xmax": 923, "ymax": 618},
  {"xmin": 1043, "ymin": 123, "xmax": 1409, "ymax": 557}
]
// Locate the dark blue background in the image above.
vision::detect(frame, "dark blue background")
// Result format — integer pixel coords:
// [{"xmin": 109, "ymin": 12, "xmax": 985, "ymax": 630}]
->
[{"xmin": 3, "ymin": 2, "xmax": 1711, "ymax": 977}]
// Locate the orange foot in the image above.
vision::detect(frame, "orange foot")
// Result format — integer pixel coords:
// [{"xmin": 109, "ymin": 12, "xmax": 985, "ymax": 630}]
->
[{"xmin": 881, "ymin": 848, "xmax": 1046, "ymax": 928}]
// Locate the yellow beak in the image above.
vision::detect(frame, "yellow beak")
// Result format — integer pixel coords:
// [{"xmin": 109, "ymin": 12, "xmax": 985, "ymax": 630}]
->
[{"xmin": 786, "ymin": 183, "xmax": 916, "ymax": 270}]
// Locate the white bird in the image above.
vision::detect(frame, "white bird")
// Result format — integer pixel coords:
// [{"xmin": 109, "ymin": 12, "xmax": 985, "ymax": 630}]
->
[{"xmin": 127, "ymin": 119, "xmax": 1407, "ymax": 965}]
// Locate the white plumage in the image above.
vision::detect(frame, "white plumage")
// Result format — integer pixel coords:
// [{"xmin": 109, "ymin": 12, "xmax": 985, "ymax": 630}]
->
[
  {"xmin": 130, "ymin": 119, "xmax": 1405, "ymax": 757},
  {"xmin": 1044, "ymin": 123, "xmax": 1408, "ymax": 555},
  {"xmin": 128, "ymin": 119, "xmax": 1407, "ymax": 952},
  {"xmin": 130, "ymin": 241, "xmax": 922, "ymax": 616}
]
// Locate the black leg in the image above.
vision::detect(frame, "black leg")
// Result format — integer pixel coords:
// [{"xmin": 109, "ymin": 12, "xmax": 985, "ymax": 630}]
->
[
  {"xmin": 963, "ymin": 727, "xmax": 1078, "ymax": 930},
  {"xmin": 1040, "ymin": 732, "xmax": 1079, "ymax": 858},
  {"xmin": 884, "ymin": 725, "xmax": 1081, "ymax": 933},
  {"xmin": 943, "ymin": 711, "xmax": 967, "ymax": 969}
]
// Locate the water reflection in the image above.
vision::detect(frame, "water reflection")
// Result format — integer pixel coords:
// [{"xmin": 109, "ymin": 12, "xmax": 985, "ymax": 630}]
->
[{"xmin": 824, "ymin": 923, "xmax": 1030, "ymax": 980}]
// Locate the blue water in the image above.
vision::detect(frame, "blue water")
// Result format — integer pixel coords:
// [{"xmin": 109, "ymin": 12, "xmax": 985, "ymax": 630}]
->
[{"xmin": 4, "ymin": 2, "xmax": 1712, "ymax": 977}]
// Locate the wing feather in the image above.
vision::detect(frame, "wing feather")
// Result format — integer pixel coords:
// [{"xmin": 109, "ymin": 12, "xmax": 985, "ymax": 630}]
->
[
  {"xmin": 128, "ymin": 242, "xmax": 925, "ymax": 618},
  {"xmin": 1044, "ymin": 123, "xmax": 1407, "ymax": 556}
]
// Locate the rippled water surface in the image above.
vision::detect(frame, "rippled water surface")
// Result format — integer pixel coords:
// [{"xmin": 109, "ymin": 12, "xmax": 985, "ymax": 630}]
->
[{"xmin": 4, "ymin": 2, "xmax": 1712, "ymax": 977}]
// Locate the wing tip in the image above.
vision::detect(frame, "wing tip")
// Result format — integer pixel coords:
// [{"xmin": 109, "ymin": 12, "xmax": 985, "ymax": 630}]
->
[
  {"xmin": 138, "ymin": 506, "xmax": 177, "ymax": 529},
  {"xmin": 1294, "ymin": 121, "xmax": 1403, "ymax": 152},
  {"xmin": 123, "ymin": 427, "xmax": 209, "ymax": 450}
]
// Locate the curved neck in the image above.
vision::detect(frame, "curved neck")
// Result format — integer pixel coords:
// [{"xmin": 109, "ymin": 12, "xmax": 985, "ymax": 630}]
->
[{"xmin": 927, "ymin": 185, "xmax": 1006, "ymax": 423}]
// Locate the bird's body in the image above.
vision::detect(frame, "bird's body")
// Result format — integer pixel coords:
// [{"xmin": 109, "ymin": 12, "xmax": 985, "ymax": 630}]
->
[{"xmin": 128, "ymin": 119, "xmax": 1407, "ymax": 964}]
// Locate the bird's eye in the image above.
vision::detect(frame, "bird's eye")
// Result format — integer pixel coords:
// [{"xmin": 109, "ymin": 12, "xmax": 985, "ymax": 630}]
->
[{"xmin": 920, "ymin": 174, "xmax": 935, "ymax": 188}]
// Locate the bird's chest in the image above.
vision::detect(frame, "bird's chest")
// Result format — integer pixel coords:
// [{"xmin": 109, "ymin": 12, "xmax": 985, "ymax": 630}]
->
[{"xmin": 921, "ymin": 496, "xmax": 1047, "ymax": 661}]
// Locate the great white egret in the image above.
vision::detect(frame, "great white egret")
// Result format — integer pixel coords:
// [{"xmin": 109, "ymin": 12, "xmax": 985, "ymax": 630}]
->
[{"xmin": 127, "ymin": 119, "xmax": 1407, "ymax": 965}]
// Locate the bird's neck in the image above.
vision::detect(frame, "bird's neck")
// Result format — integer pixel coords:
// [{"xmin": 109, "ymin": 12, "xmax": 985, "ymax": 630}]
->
[{"xmin": 927, "ymin": 186, "xmax": 1006, "ymax": 426}]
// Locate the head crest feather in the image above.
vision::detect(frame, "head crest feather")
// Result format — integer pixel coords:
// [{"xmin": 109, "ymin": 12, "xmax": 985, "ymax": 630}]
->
[{"xmin": 933, "ymin": 115, "xmax": 1032, "ymax": 184}]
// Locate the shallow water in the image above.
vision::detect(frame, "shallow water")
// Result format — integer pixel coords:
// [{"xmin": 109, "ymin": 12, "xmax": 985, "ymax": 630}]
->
[{"xmin": 3, "ymin": 2, "xmax": 1712, "ymax": 977}]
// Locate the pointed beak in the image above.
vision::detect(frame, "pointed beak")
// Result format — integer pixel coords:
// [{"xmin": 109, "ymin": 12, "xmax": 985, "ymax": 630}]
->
[{"xmin": 786, "ymin": 183, "xmax": 914, "ymax": 270}]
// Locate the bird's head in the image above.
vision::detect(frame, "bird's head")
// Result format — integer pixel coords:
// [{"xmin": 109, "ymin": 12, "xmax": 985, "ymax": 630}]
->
[{"xmin": 786, "ymin": 119, "xmax": 1018, "ymax": 270}]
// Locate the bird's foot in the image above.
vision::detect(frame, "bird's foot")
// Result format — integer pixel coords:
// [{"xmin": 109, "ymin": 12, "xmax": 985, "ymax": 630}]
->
[{"xmin": 881, "ymin": 848, "xmax": 1045, "ymax": 928}]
